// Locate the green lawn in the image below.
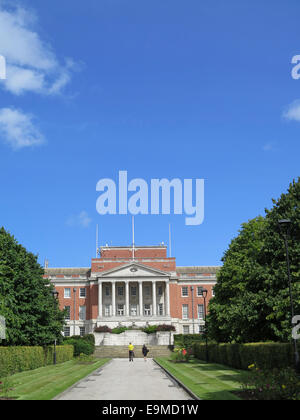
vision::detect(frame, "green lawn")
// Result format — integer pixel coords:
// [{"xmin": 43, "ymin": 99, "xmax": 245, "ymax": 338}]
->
[
  {"xmin": 155, "ymin": 357, "xmax": 248, "ymax": 400},
  {"xmin": 0, "ymin": 358, "xmax": 110, "ymax": 400}
]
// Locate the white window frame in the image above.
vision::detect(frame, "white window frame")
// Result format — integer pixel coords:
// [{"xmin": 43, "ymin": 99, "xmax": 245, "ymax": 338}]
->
[
  {"xmin": 64, "ymin": 288, "xmax": 71, "ymax": 298},
  {"xmin": 64, "ymin": 306, "xmax": 71, "ymax": 321},
  {"xmin": 80, "ymin": 288, "xmax": 86, "ymax": 298},
  {"xmin": 104, "ymin": 304, "xmax": 111, "ymax": 317},
  {"xmin": 183, "ymin": 325, "xmax": 190, "ymax": 334},
  {"xmin": 197, "ymin": 286, "xmax": 204, "ymax": 297},
  {"xmin": 79, "ymin": 305, "xmax": 86, "ymax": 321},
  {"xmin": 130, "ymin": 304, "xmax": 137, "ymax": 316},
  {"xmin": 182, "ymin": 304, "xmax": 189, "ymax": 319},
  {"xmin": 117, "ymin": 304, "xmax": 124, "ymax": 316},
  {"xmin": 79, "ymin": 326, "xmax": 85, "ymax": 336},
  {"xmin": 144, "ymin": 304, "xmax": 151, "ymax": 316},
  {"xmin": 105, "ymin": 286, "xmax": 110, "ymax": 297},
  {"xmin": 158, "ymin": 303, "xmax": 164, "ymax": 316},
  {"xmin": 64, "ymin": 326, "xmax": 70, "ymax": 337},
  {"xmin": 197, "ymin": 304, "xmax": 204, "ymax": 320},
  {"xmin": 181, "ymin": 286, "xmax": 188, "ymax": 297},
  {"xmin": 131, "ymin": 286, "xmax": 137, "ymax": 296}
]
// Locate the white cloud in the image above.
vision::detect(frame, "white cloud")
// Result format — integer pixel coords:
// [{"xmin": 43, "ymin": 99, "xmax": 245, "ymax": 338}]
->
[
  {"xmin": 0, "ymin": 3, "xmax": 77, "ymax": 95},
  {"xmin": 66, "ymin": 211, "xmax": 92, "ymax": 228},
  {"xmin": 0, "ymin": 107, "xmax": 45, "ymax": 149},
  {"xmin": 262, "ymin": 142, "xmax": 277, "ymax": 152},
  {"xmin": 282, "ymin": 100, "xmax": 300, "ymax": 122}
]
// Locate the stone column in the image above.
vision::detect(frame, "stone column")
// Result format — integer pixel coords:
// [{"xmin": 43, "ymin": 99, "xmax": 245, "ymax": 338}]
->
[
  {"xmin": 152, "ymin": 281, "xmax": 157, "ymax": 316},
  {"xmin": 139, "ymin": 281, "xmax": 143, "ymax": 317},
  {"xmin": 112, "ymin": 281, "xmax": 116, "ymax": 317},
  {"xmin": 165, "ymin": 281, "xmax": 170, "ymax": 316},
  {"xmin": 125, "ymin": 281, "xmax": 129, "ymax": 316},
  {"xmin": 98, "ymin": 279, "xmax": 102, "ymax": 318}
]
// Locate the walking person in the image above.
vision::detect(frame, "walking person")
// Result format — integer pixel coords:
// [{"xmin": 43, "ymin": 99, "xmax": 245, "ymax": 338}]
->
[
  {"xmin": 142, "ymin": 344, "xmax": 149, "ymax": 361},
  {"xmin": 128, "ymin": 342, "xmax": 134, "ymax": 362}
]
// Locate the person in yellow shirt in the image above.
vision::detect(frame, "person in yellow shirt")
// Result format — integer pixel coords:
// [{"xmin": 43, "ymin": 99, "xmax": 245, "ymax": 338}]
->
[{"xmin": 128, "ymin": 343, "xmax": 134, "ymax": 362}]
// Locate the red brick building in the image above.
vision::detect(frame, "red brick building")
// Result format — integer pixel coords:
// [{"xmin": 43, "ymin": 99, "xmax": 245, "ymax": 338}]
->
[{"xmin": 45, "ymin": 245, "xmax": 219, "ymax": 336}]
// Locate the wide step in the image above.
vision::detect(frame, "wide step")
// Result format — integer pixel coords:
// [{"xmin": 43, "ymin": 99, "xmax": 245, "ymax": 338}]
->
[{"xmin": 94, "ymin": 345, "xmax": 172, "ymax": 359}]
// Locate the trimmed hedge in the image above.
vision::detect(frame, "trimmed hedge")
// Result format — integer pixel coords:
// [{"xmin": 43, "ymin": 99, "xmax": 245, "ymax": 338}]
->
[
  {"xmin": 63, "ymin": 336, "xmax": 95, "ymax": 357},
  {"xmin": 0, "ymin": 345, "xmax": 74, "ymax": 377},
  {"xmin": 174, "ymin": 334, "xmax": 205, "ymax": 349},
  {"xmin": 192, "ymin": 342, "xmax": 298, "ymax": 370}
]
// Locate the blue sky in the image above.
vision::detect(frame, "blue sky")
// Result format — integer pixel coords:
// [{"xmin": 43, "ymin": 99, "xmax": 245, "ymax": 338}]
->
[{"xmin": 0, "ymin": 0, "xmax": 299, "ymax": 268}]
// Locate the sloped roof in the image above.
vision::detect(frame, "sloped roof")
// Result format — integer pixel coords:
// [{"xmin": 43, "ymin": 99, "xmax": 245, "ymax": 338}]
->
[
  {"xmin": 44, "ymin": 268, "xmax": 90, "ymax": 276},
  {"xmin": 177, "ymin": 266, "xmax": 221, "ymax": 275}
]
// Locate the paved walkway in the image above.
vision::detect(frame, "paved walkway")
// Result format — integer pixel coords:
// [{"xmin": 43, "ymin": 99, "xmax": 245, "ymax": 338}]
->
[{"xmin": 55, "ymin": 358, "xmax": 191, "ymax": 400}]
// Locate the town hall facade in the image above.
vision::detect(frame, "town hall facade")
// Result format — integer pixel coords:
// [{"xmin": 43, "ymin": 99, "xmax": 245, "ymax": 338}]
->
[{"xmin": 44, "ymin": 245, "xmax": 219, "ymax": 336}]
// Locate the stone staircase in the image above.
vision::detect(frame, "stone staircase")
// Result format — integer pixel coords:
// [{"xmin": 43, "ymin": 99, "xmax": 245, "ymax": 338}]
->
[{"xmin": 94, "ymin": 345, "xmax": 172, "ymax": 359}]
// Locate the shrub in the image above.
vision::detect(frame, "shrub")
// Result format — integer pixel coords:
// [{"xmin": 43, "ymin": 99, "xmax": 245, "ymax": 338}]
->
[
  {"xmin": 192, "ymin": 342, "xmax": 298, "ymax": 371},
  {"xmin": 82, "ymin": 334, "xmax": 95, "ymax": 345},
  {"xmin": 63, "ymin": 337, "xmax": 94, "ymax": 357},
  {"xmin": 171, "ymin": 347, "xmax": 190, "ymax": 363},
  {"xmin": 156, "ymin": 324, "xmax": 176, "ymax": 332},
  {"xmin": 142, "ymin": 325, "xmax": 158, "ymax": 334},
  {"xmin": 0, "ymin": 345, "xmax": 74, "ymax": 377},
  {"xmin": 239, "ymin": 365, "xmax": 300, "ymax": 400},
  {"xmin": 94, "ymin": 326, "xmax": 112, "ymax": 333},
  {"xmin": 76, "ymin": 353, "xmax": 95, "ymax": 364},
  {"xmin": 111, "ymin": 327, "xmax": 128, "ymax": 334},
  {"xmin": 142, "ymin": 324, "xmax": 175, "ymax": 334},
  {"xmin": 174, "ymin": 334, "xmax": 205, "ymax": 350}
]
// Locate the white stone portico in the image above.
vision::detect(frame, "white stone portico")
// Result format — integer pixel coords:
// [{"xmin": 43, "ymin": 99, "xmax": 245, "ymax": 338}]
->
[{"xmin": 96, "ymin": 262, "xmax": 171, "ymax": 328}]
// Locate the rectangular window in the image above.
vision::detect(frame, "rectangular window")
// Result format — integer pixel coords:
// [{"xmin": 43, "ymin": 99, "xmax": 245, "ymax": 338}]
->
[
  {"xmin": 158, "ymin": 286, "xmax": 163, "ymax": 296},
  {"xmin": 79, "ymin": 306, "xmax": 86, "ymax": 321},
  {"xmin": 198, "ymin": 304, "xmax": 204, "ymax": 319},
  {"xmin": 64, "ymin": 306, "xmax": 70, "ymax": 320},
  {"xmin": 117, "ymin": 304, "xmax": 124, "ymax": 316},
  {"xmin": 158, "ymin": 303, "xmax": 164, "ymax": 316},
  {"xmin": 105, "ymin": 305, "xmax": 110, "ymax": 317},
  {"xmin": 183, "ymin": 325, "xmax": 190, "ymax": 334},
  {"xmin": 64, "ymin": 327, "xmax": 70, "ymax": 337},
  {"xmin": 199, "ymin": 325, "xmax": 205, "ymax": 334},
  {"xmin": 144, "ymin": 304, "xmax": 151, "ymax": 316},
  {"xmin": 79, "ymin": 327, "xmax": 85, "ymax": 336},
  {"xmin": 105, "ymin": 286, "xmax": 110, "ymax": 296},
  {"xmin": 130, "ymin": 304, "xmax": 137, "ymax": 316},
  {"xmin": 64, "ymin": 288, "xmax": 71, "ymax": 298},
  {"xmin": 182, "ymin": 304, "xmax": 189, "ymax": 319},
  {"xmin": 131, "ymin": 286, "xmax": 137, "ymax": 296},
  {"xmin": 117, "ymin": 286, "xmax": 124, "ymax": 296},
  {"xmin": 197, "ymin": 287, "xmax": 204, "ymax": 297},
  {"xmin": 80, "ymin": 288, "xmax": 86, "ymax": 298},
  {"xmin": 145, "ymin": 286, "xmax": 151, "ymax": 297},
  {"xmin": 182, "ymin": 287, "xmax": 188, "ymax": 297}
]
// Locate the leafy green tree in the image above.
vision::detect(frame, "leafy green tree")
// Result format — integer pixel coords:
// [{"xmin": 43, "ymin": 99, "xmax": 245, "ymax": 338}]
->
[
  {"xmin": 0, "ymin": 227, "xmax": 65, "ymax": 346},
  {"xmin": 208, "ymin": 178, "xmax": 300, "ymax": 343}
]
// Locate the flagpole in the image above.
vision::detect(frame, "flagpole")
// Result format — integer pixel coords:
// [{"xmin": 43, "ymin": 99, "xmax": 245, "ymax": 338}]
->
[
  {"xmin": 132, "ymin": 216, "xmax": 135, "ymax": 261},
  {"xmin": 169, "ymin": 223, "xmax": 172, "ymax": 258}
]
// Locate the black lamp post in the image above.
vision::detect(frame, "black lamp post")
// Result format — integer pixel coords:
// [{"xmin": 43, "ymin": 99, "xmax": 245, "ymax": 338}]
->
[
  {"xmin": 200, "ymin": 287, "xmax": 208, "ymax": 362},
  {"xmin": 278, "ymin": 219, "xmax": 300, "ymax": 372},
  {"xmin": 51, "ymin": 290, "xmax": 59, "ymax": 365}
]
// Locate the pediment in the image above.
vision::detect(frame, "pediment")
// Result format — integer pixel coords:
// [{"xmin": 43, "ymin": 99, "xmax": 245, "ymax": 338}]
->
[{"xmin": 99, "ymin": 262, "xmax": 170, "ymax": 279}]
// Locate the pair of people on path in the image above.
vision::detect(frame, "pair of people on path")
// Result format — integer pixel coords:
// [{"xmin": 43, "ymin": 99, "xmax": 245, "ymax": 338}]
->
[{"xmin": 128, "ymin": 343, "xmax": 149, "ymax": 361}]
